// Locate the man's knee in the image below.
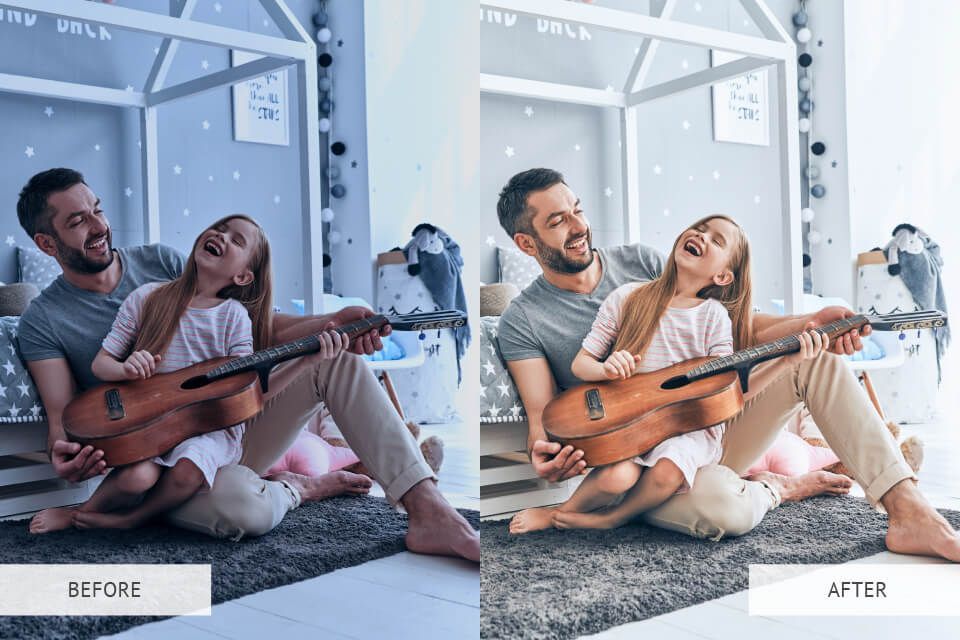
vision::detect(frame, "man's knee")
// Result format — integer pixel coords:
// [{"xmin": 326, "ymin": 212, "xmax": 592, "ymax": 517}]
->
[
  {"xmin": 648, "ymin": 465, "xmax": 761, "ymax": 540},
  {"xmin": 173, "ymin": 465, "xmax": 281, "ymax": 540}
]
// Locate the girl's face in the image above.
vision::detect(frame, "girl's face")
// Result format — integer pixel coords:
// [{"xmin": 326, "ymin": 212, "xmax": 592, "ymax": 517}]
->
[
  {"xmin": 194, "ymin": 218, "xmax": 259, "ymax": 285},
  {"xmin": 673, "ymin": 217, "xmax": 739, "ymax": 285}
]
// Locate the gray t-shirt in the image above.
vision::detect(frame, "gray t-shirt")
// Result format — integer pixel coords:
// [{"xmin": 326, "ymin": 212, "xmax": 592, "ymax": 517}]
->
[
  {"xmin": 498, "ymin": 243, "xmax": 665, "ymax": 391},
  {"xmin": 18, "ymin": 244, "xmax": 186, "ymax": 391}
]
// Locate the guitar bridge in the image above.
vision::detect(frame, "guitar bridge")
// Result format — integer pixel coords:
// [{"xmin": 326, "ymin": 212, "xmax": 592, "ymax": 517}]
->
[
  {"xmin": 585, "ymin": 388, "xmax": 604, "ymax": 420},
  {"xmin": 105, "ymin": 388, "xmax": 125, "ymax": 421}
]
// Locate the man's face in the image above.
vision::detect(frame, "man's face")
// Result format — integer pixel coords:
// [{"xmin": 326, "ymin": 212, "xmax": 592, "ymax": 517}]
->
[
  {"xmin": 43, "ymin": 183, "xmax": 114, "ymax": 274},
  {"xmin": 519, "ymin": 183, "xmax": 594, "ymax": 274}
]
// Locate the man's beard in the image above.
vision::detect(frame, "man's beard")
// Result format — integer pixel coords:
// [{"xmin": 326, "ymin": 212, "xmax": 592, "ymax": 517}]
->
[
  {"xmin": 55, "ymin": 231, "xmax": 114, "ymax": 274},
  {"xmin": 533, "ymin": 230, "xmax": 594, "ymax": 274}
]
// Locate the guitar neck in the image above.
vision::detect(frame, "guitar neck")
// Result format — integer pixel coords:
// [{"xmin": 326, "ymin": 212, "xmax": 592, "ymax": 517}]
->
[{"xmin": 685, "ymin": 309, "xmax": 947, "ymax": 383}]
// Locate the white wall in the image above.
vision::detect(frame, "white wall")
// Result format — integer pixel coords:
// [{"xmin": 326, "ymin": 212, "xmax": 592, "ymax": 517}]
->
[{"xmin": 364, "ymin": 1, "xmax": 479, "ymax": 418}]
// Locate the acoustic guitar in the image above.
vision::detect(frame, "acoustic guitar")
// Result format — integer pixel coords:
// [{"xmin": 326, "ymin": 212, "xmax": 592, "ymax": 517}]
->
[
  {"xmin": 542, "ymin": 310, "xmax": 946, "ymax": 467},
  {"xmin": 63, "ymin": 310, "xmax": 466, "ymax": 466}
]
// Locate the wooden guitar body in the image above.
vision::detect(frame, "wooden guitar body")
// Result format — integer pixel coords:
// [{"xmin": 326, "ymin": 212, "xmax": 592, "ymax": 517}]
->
[
  {"xmin": 542, "ymin": 357, "xmax": 743, "ymax": 467},
  {"xmin": 63, "ymin": 357, "xmax": 262, "ymax": 467}
]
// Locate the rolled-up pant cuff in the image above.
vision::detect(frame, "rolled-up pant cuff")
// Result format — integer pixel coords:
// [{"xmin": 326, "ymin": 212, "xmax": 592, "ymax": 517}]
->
[
  {"xmin": 384, "ymin": 460, "xmax": 435, "ymax": 505},
  {"xmin": 864, "ymin": 459, "xmax": 915, "ymax": 507}
]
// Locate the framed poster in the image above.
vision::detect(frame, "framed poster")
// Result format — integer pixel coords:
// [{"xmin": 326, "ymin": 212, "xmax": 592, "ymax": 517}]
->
[
  {"xmin": 231, "ymin": 49, "xmax": 289, "ymax": 146},
  {"xmin": 710, "ymin": 49, "xmax": 770, "ymax": 146}
]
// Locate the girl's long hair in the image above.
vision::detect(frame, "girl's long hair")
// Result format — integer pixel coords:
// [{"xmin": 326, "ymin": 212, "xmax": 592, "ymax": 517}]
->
[
  {"xmin": 611, "ymin": 214, "xmax": 753, "ymax": 357},
  {"xmin": 132, "ymin": 214, "xmax": 274, "ymax": 356}
]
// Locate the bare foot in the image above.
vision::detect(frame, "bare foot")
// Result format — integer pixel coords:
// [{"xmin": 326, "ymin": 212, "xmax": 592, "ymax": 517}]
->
[
  {"xmin": 509, "ymin": 507, "xmax": 557, "ymax": 535},
  {"xmin": 749, "ymin": 470, "xmax": 852, "ymax": 502},
  {"xmin": 552, "ymin": 509, "xmax": 620, "ymax": 531},
  {"xmin": 73, "ymin": 510, "xmax": 141, "ymax": 530},
  {"xmin": 884, "ymin": 481, "xmax": 960, "ymax": 561},
  {"xmin": 269, "ymin": 470, "xmax": 372, "ymax": 501},
  {"xmin": 29, "ymin": 507, "xmax": 76, "ymax": 534},
  {"xmin": 403, "ymin": 479, "xmax": 480, "ymax": 562}
]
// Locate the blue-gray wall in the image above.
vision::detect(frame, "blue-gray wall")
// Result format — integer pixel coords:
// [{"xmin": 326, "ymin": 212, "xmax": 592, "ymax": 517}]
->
[
  {"xmin": 480, "ymin": 0, "xmax": 851, "ymax": 310},
  {"xmin": 0, "ymin": 0, "xmax": 374, "ymax": 310}
]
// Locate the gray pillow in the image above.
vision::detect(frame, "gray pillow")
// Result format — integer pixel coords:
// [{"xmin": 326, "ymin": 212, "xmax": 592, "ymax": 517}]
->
[
  {"xmin": 480, "ymin": 316, "xmax": 526, "ymax": 424},
  {"xmin": 497, "ymin": 246, "xmax": 541, "ymax": 291},
  {"xmin": 17, "ymin": 247, "xmax": 61, "ymax": 290}
]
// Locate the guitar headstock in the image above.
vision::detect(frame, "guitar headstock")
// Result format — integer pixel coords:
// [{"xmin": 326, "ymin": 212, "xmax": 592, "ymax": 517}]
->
[
  {"xmin": 387, "ymin": 310, "xmax": 467, "ymax": 332},
  {"xmin": 865, "ymin": 310, "xmax": 948, "ymax": 332}
]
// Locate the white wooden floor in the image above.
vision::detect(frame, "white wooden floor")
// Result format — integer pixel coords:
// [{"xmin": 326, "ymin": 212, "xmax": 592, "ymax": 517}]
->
[{"xmin": 2, "ymin": 421, "xmax": 478, "ymax": 640}]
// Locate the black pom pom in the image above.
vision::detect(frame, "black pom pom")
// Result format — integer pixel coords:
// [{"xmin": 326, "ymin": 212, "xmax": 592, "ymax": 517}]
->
[
  {"xmin": 407, "ymin": 264, "xmax": 421, "ymax": 276},
  {"xmin": 798, "ymin": 53, "xmax": 813, "ymax": 67},
  {"xmin": 311, "ymin": 11, "xmax": 328, "ymax": 28},
  {"xmin": 318, "ymin": 53, "xmax": 333, "ymax": 68},
  {"xmin": 891, "ymin": 223, "xmax": 917, "ymax": 236},
  {"xmin": 331, "ymin": 141, "xmax": 346, "ymax": 155},
  {"xmin": 322, "ymin": 253, "xmax": 332, "ymax": 267},
  {"xmin": 811, "ymin": 141, "xmax": 826, "ymax": 155},
  {"xmin": 802, "ymin": 253, "xmax": 811, "ymax": 268},
  {"xmin": 888, "ymin": 264, "xmax": 901, "ymax": 276}
]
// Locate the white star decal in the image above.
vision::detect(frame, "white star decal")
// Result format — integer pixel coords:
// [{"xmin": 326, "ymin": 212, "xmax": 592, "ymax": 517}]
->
[
  {"xmin": 124, "ymin": 187, "xmax": 133, "ymax": 197},
  {"xmin": 208, "ymin": 175, "xmax": 214, "ymax": 182},
  {"xmin": 485, "ymin": 236, "xmax": 496, "ymax": 246},
  {"xmin": 695, "ymin": 2, "xmax": 703, "ymax": 11},
  {"xmin": 482, "ymin": 361, "xmax": 496, "ymax": 377},
  {"xmin": 30, "ymin": 403, "xmax": 42, "ymax": 417},
  {"xmin": 202, "ymin": 120, "xmax": 210, "ymax": 130},
  {"xmin": 94, "ymin": 144, "xmax": 101, "ymax": 151},
  {"xmin": 479, "ymin": 386, "xmax": 486, "ymax": 399},
  {"xmin": 273, "ymin": 195, "xmax": 281, "ymax": 204},
  {"xmin": 713, "ymin": 170, "xmax": 721, "ymax": 180},
  {"xmin": 4, "ymin": 236, "xmax": 14, "ymax": 247},
  {"xmin": 3, "ymin": 361, "xmax": 16, "ymax": 376},
  {"xmin": 510, "ymin": 404, "xmax": 522, "ymax": 417},
  {"xmin": 153, "ymin": 47, "xmax": 160, "ymax": 55},
  {"xmin": 488, "ymin": 404, "xmax": 501, "ymax": 417},
  {"xmin": 682, "ymin": 120, "xmax": 691, "ymax": 130},
  {"xmin": 524, "ymin": 106, "xmax": 534, "ymax": 117},
  {"xmin": 8, "ymin": 404, "xmax": 20, "ymax": 417},
  {"xmin": 573, "ymin": 144, "xmax": 581, "ymax": 151},
  {"xmin": 43, "ymin": 106, "xmax": 54, "ymax": 117},
  {"xmin": 0, "ymin": 383, "xmax": 7, "ymax": 397},
  {"xmin": 24, "ymin": 146, "xmax": 34, "ymax": 158},
  {"xmin": 504, "ymin": 146, "xmax": 515, "ymax": 158},
  {"xmin": 214, "ymin": 2, "xmax": 222, "ymax": 12},
  {"xmin": 754, "ymin": 195, "xmax": 761, "ymax": 204},
  {"xmin": 201, "ymin": 59, "xmax": 209, "ymax": 70},
  {"xmin": 183, "ymin": 208, "xmax": 190, "ymax": 217},
  {"xmin": 16, "ymin": 382, "xmax": 29, "ymax": 398},
  {"xmin": 7, "ymin": 344, "xmax": 14, "ymax": 356},
  {"xmin": 681, "ymin": 59, "xmax": 689, "ymax": 70},
  {"xmin": 497, "ymin": 382, "xmax": 511, "ymax": 397},
  {"xmin": 233, "ymin": 170, "xmax": 241, "ymax": 181},
  {"xmin": 653, "ymin": 164, "xmax": 662, "ymax": 175},
  {"xmin": 663, "ymin": 208, "xmax": 671, "ymax": 217},
  {"xmin": 604, "ymin": 187, "xmax": 613, "ymax": 198},
  {"xmin": 173, "ymin": 164, "xmax": 182, "ymax": 175},
  {"xmin": 688, "ymin": 175, "xmax": 694, "ymax": 182},
  {"xmin": 486, "ymin": 342, "xmax": 497, "ymax": 356}
]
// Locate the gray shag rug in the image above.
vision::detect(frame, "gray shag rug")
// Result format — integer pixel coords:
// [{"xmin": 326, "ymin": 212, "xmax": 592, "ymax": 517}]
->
[
  {"xmin": 480, "ymin": 496, "xmax": 960, "ymax": 640},
  {"xmin": 0, "ymin": 496, "xmax": 479, "ymax": 640}
]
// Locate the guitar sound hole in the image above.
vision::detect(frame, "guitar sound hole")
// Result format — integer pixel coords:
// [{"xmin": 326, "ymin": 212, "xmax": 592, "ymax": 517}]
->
[
  {"xmin": 181, "ymin": 376, "xmax": 210, "ymax": 390},
  {"xmin": 661, "ymin": 375, "xmax": 691, "ymax": 390}
]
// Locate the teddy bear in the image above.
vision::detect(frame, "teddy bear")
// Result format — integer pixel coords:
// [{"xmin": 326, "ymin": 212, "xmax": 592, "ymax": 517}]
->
[{"xmin": 804, "ymin": 420, "xmax": 924, "ymax": 479}]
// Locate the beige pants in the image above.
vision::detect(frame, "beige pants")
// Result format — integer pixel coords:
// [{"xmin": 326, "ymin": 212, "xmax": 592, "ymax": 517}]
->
[
  {"xmin": 166, "ymin": 351, "xmax": 435, "ymax": 540},
  {"xmin": 642, "ymin": 352, "xmax": 915, "ymax": 541}
]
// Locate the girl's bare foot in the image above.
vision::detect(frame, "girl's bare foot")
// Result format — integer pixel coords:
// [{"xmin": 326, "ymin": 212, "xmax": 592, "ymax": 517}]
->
[
  {"xmin": 268, "ymin": 470, "xmax": 372, "ymax": 500},
  {"xmin": 552, "ymin": 509, "xmax": 621, "ymax": 530},
  {"xmin": 29, "ymin": 507, "xmax": 76, "ymax": 534},
  {"xmin": 509, "ymin": 507, "xmax": 556, "ymax": 535},
  {"xmin": 748, "ymin": 470, "xmax": 852, "ymax": 501},
  {"xmin": 73, "ymin": 510, "xmax": 141, "ymax": 530}
]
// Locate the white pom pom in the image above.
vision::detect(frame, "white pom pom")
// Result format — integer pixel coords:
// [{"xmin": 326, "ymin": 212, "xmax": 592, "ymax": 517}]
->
[
  {"xmin": 328, "ymin": 230, "xmax": 342, "ymax": 245},
  {"xmin": 807, "ymin": 229, "xmax": 822, "ymax": 245},
  {"xmin": 796, "ymin": 28, "xmax": 812, "ymax": 43},
  {"xmin": 801, "ymin": 207, "xmax": 815, "ymax": 223},
  {"xmin": 316, "ymin": 27, "xmax": 332, "ymax": 43},
  {"xmin": 798, "ymin": 76, "xmax": 811, "ymax": 92},
  {"xmin": 319, "ymin": 118, "xmax": 331, "ymax": 133},
  {"xmin": 798, "ymin": 118, "xmax": 811, "ymax": 133},
  {"xmin": 321, "ymin": 208, "xmax": 335, "ymax": 223}
]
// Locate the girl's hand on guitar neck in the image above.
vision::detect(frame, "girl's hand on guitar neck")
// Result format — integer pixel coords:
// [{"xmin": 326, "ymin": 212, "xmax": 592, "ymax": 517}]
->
[
  {"xmin": 316, "ymin": 328, "xmax": 350, "ymax": 360},
  {"xmin": 122, "ymin": 350, "xmax": 161, "ymax": 380},
  {"xmin": 785, "ymin": 322, "xmax": 830, "ymax": 366},
  {"xmin": 603, "ymin": 350, "xmax": 642, "ymax": 380}
]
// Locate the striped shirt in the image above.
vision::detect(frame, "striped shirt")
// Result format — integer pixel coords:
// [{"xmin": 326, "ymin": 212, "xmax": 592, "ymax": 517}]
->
[{"xmin": 102, "ymin": 282, "xmax": 253, "ymax": 372}]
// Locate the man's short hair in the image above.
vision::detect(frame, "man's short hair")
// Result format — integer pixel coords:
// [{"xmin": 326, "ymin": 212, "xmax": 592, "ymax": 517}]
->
[
  {"xmin": 16, "ymin": 168, "xmax": 86, "ymax": 237},
  {"xmin": 496, "ymin": 168, "xmax": 566, "ymax": 237}
]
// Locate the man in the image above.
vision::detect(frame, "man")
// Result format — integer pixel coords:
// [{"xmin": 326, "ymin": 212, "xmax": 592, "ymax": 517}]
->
[
  {"xmin": 15, "ymin": 168, "xmax": 478, "ymax": 562},
  {"xmin": 496, "ymin": 167, "xmax": 960, "ymax": 560}
]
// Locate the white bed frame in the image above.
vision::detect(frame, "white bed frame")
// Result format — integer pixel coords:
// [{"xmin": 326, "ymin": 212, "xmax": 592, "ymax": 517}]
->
[
  {"xmin": 0, "ymin": 0, "xmax": 323, "ymax": 516},
  {"xmin": 480, "ymin": 0, "xmax": 802, "ymax": 517}
]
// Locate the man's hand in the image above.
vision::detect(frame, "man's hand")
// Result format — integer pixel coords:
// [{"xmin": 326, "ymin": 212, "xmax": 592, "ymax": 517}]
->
[
  {"xmin": 811, "ymin": 305, "xmax": 871, "ymax": 355},
  {"xmin": 530, "ymin": 439, "xmax": 586, "ymax": 482},
  {"xmin": 50, "ymin": 439, "xmax": 106, "ymax": 482},
  {"xmin": 331, "ymin": 306, "xmax": 391, "ymax": 355}
]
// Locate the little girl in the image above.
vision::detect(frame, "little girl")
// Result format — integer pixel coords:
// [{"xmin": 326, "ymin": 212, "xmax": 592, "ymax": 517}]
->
[
  {"xmin": 30, "ymin": 215, "xmax": 366, "ymax": 534},
  {"xmin": 510, "ymin": 215, "xmax": 827, "ymax": 534}
]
